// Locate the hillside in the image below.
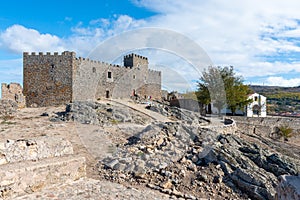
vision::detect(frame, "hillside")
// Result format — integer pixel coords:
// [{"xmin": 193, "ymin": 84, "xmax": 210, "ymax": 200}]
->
[
  {"xmin": 250, "ymin": 85, "xmax": 300, "ymax": 116},
  {"xmin": 250, "ymin": 85, "xmax": 300, "ymax": 93},
  {"xmin": 1, "ymin": 99, "xmax": 299, "ymax": 199}
]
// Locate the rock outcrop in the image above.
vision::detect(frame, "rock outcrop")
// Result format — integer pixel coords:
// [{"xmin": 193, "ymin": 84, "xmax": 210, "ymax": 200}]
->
[
  {"xmin": 98, "ymin": 121, "xmax": 300, "ymax": 199},
  {"xmin": 203, "ymin": 134, "xmax": 300, "ymax": 200},
  {"xmin": 276, "ymin": 175, "xmax": 300, "ymax": 200},
  {"xmin": 53, "ymin": 101, "xmax": 152, "ymax": 125}
]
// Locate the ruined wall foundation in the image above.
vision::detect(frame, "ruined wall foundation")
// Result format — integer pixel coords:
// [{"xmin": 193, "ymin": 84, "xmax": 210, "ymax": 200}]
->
[{"xmin": 1, "ymin": 83, "xmax": 25, "ymax": 108}]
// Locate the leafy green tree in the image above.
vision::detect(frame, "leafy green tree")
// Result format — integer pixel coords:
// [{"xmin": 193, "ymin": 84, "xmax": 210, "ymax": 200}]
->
[
  {"xmin": 197, "ymin": 66, "xmax": 252, "ymax": 115},
  {"xmin": 196, "ymin": 66, "xmax": 226, "ymax": 114}
]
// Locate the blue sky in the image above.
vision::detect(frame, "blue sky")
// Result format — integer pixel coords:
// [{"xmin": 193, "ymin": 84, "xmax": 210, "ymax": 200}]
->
[{"xmin": 1, "ymin": 0, "xmax": 300, "ymax": 95}]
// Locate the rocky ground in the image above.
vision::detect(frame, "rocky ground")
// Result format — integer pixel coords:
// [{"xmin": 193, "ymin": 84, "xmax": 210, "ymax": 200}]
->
[{"xmin": 0, "ymin": 99, "xmax": 300, "ymax": 199}]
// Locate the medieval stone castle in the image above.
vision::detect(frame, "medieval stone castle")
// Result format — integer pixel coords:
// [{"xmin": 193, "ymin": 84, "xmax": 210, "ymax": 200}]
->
[{"xmin": 1, "ymin": 51, "xmax": 162, "ymax": 107}]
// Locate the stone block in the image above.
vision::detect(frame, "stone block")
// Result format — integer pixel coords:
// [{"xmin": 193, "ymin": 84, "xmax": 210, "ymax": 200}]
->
[
  {"xmin": 0, "ymin": 155, "xmax": 86, "ymax": 199},
  {"xmin": 0, "ymin": 136, "xmax": 73, "ymax": 165}
]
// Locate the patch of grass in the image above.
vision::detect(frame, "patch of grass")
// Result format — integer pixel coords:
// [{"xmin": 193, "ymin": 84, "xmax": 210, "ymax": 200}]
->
[
  {"xmin": 0, "ymin": 121, "xmax": 16, "ymax": 125},
  {"xmin": 278, "ymin": 125, "xmax": 293, "ymax": 141},
  {"xmin": 0, "ymin": 115, "xmax": 16, "ymax": 125},
  {"xmin": 137, "ymin": 151, "xmax": 144, "ymax": 157},
  {"xmin": 0, "ymin": 115, "xmax": 14, "ymax": 121},
  {"xmin": 110, "ymin": 119, "xmax": 121, "ymax": 125}
]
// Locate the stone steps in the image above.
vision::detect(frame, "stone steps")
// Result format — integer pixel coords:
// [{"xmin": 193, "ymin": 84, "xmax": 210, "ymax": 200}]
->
[
  {"xmin": 0, "ymin": 136, "xmax": 86, "ymax": 200},
  {"xmin": 0, "ymin": 155, "xmax": 86, "ymax": 199}
]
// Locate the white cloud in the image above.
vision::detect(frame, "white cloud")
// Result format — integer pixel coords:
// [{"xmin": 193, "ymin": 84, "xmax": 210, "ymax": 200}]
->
[
  {"xmin": 132, "ymin": 0, "xmax": 300, "ymax": 79},
  {"xmin": 2, "ymin": 1, "xmax": 300, "ymax": 88},
  {"xmin": 0, "ymin": 15, "xmax": 146, "ymax": 56},
  {"xmin": 0, "ymin": 25, "xmax": 65, "ymax": 53},
  {"xmin": 245, "ymin": 62, "xmax": 300, "ymax": 77},
  {"xmin": 264, "ymin": 76, "xmax": 300, "ymax": 87}
]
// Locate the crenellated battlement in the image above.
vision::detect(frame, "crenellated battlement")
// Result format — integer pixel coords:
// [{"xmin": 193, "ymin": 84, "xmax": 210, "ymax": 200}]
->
[
  {"xmin": 23, "ymin": 52, "xmax": 148, "ymax": 69},
  {"xmin": 124, "ymin": 53, "xmax": 148, "ymax": 60},
  {"xmin": 148, "ymin": 69, "xmax": 161, "ymax": 74},
  {"xmin": 75, "ymin": 57, "xmax": 124, "ymax": 69},
  {"xmin": 123, "ymin": 53, "xmax": 149, "ymax": 69},
  {"xmin": 23, "ymin": 51, "xmax": 161, "ymax": 107},
  {"xmin": 23, "ymin": 51, "xmax": 76, "ymax": 57}
]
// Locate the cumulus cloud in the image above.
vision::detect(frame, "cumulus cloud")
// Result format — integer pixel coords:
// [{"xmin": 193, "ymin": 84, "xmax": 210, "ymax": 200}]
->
[
  {"xmin": 133, "ymin": 0, "xmax": 300, "ymax": 79},
  {"xmin": 264, "ymin": 77, "xmax": 300, "ymax": 87},
  {"xmin": 239, "ymin": 62, "xmax": 300, "ymax": 78},
  {"xmin": 2, "ymin": 1, "xmax": 300, "ymax": 88},
  {"xmin": 0, "ymin": 15, "xmax": 145, "ymax": 56},
  {"xmin": 67, "ymin": 15, "xmax": 146, "ymax": 56},
  {"xmin": 0, "ymin": 25, "xmax": 65, "ymax": 53}
]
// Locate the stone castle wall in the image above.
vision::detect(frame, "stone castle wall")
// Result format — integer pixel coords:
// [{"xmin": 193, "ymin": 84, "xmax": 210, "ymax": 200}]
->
[
  {"xmin": 23, "ymin": 52, "xmax": 75, "ymax": 107},
  {"xmin": 230, "ymin": 116, "xmax": 300, "ymax": 137},
  {"xmin": 145, "ymin": 69, "xmax": 162, "ymax": 99},
  {"xmin": 1, "ymin": 83, "xmax": 25, "ymax": 108},
  {"xmin": 23, "ymin": 52, "xmax": 161, "ymax": 107},
  {"xmin": 74, "ymin": 58, "xmax": 133, "ymax": 100}
]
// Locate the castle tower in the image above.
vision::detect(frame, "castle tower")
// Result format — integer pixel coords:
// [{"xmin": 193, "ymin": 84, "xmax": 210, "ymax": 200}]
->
[
  {"xmin": 124, "ymin": 53, "xmax": 148, "ymax": 69},
  {"xmin": 23, "ymin": 51, "xmax": 76, "ymax": 107},
  {"xmin": 122, "ymin": 54, "xmax": 150, "ymax": 98}
]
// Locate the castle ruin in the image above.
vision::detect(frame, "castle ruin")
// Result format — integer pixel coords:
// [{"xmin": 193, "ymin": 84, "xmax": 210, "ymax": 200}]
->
[
  {"xmin": 1, "ymin": 83, "xmax": 26, "ymax": 108},
  {"xmin": 23, "ymin": 51, "xmax": 161, "ymax": 107}
]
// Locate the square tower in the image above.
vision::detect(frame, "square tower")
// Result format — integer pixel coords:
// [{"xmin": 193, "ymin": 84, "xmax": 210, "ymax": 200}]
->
[
  {"xmin": 23, "ymin": 51, "xmax": 76, "ymax": 107},
  {"xmin": 124, "ymin": 53, "xmax": 149, "ymax": 69}
]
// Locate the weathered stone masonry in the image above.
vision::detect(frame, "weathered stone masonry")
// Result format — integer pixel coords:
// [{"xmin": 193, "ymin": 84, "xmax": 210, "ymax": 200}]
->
[
  {"xmin": 230, "ymin": 116, "xmax": 300, "ymax": 137},
  {"xmin": 23, "ymin": 52, "xmax": 74, "ymax": 107},
  {"xmin": 23, "ymin": 52, "xmax": 161, "ymax": 107},
  {"xmin": 1, "ymin": 83, "xmax": 25, "ymax": 108}
]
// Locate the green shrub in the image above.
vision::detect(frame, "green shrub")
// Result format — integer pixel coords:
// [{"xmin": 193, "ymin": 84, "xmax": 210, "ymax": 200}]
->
[
  {"xmin": 0, "ymin": 115, "xmax": 16, "ymax": 125},
  {"xmin": 278, "ymin": 125, "xmax": 293, "ymax": 141}
]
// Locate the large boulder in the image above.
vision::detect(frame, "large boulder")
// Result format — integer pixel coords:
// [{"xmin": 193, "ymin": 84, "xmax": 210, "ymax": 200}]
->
[{"xmin": 65, "ymin": 101, "xmax": 100, "ymax": 125}]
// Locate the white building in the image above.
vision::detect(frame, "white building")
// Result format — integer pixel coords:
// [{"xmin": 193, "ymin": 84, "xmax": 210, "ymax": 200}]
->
[
  {"xmin": 207, "ymin": 93, "xmax": 267, "ymax": 117},
  {"xmin": 246, "ymin": 93, "xmax": 267, "ymax": 117}
]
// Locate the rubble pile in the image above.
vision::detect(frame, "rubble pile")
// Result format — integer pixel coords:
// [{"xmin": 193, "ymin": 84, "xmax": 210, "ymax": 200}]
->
[{"xmin": 98, "ymin": 121, "xmax": 300, "ymax": 200}]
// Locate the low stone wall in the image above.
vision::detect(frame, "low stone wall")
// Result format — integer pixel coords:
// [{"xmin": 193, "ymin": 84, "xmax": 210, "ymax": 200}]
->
[
  {"xmin": 209, "ymin": 118, "xmax": 238, "ymax": 135},
  {"xmin": 229, "ymin": 116, "xmax": 300, "ymax": 137},
  {"xmin": 0, "ymin": 155, "xmax": 86, "ymax": 199},
  {"xmin": 0, "ymin": 136, "xmax": 86, "ymax": 199},
  {"xmin": 276, "ymin": 175, "xmax": 300, "ymax": 200},
  {"xmin": 1, "ymin": 83, "xmax": 26, "ymax": 108},
  {"xmin": 0, "ymin": 136, "xmax": 73, "ymax": 165}
]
